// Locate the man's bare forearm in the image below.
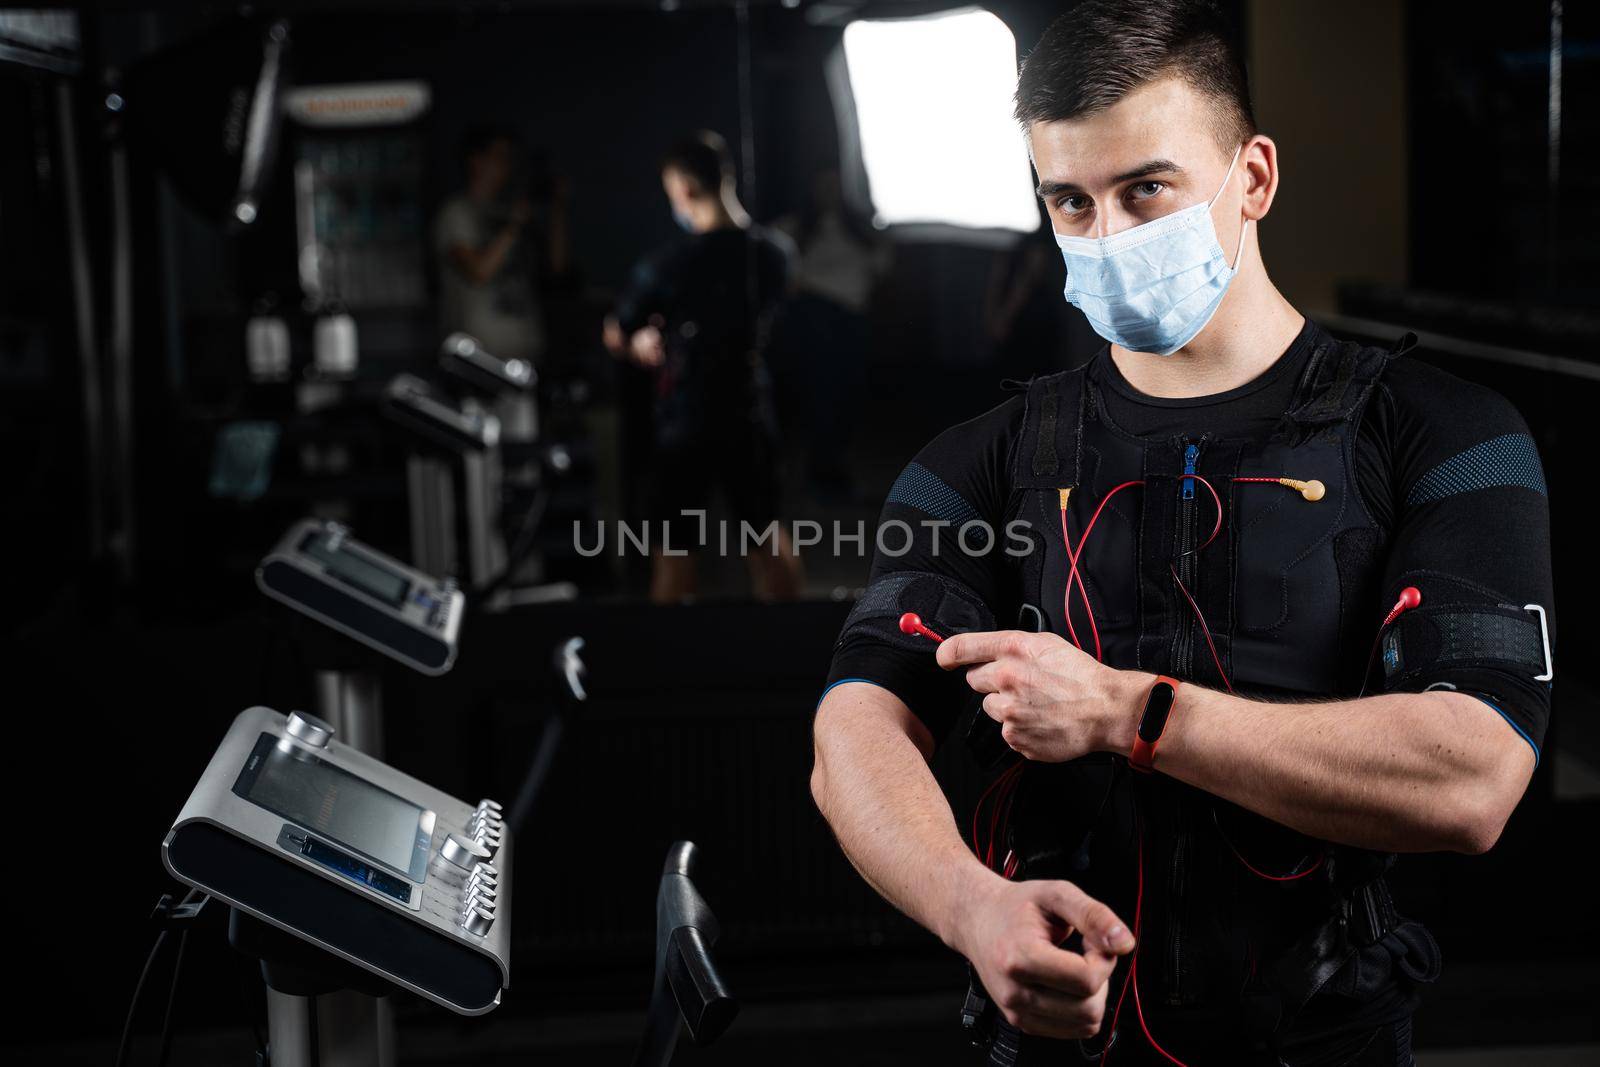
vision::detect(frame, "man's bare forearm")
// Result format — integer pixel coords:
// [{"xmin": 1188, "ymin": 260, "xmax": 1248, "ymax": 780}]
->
[
  {"xmin": 810, "ymin": 682, "xmax": 996, "ymax": 952},
  {"xmin": 1119, "ymin": 679, "xmax": 1536, "ymax": 854}
]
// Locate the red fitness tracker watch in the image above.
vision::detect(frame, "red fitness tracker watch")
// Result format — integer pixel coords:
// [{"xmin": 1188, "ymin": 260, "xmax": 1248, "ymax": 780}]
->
[{"xmin": 1129, "ymin": 675, "xmax": 1181, "ymax": 773}]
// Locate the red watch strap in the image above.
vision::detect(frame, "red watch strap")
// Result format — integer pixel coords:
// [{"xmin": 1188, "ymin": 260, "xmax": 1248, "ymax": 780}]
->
[{"xmin": 1129, "ymin": 675, "xmax": 1182, "ymax": 773}]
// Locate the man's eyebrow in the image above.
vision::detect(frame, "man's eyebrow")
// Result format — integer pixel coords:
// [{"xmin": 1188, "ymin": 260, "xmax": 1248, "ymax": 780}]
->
[{"xmin": 1035, "ymin": 159, "xmax": 1188, "ymax": 200}]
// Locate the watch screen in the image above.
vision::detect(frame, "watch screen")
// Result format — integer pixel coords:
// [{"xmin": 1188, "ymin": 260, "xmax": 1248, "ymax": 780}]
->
[{"xmin": 1137, "ymin": 681, "xmax": 1176, "ymax": 743}]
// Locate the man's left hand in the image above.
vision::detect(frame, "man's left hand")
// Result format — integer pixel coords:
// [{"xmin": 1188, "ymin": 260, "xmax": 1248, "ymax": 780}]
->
[{"xmin": 937, "ymin": 630, "xmax": 1144, "ymax": 763}]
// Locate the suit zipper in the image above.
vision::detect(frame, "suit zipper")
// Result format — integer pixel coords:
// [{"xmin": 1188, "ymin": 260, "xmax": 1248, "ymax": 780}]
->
[
  {"xmin": 1174, "ymin": 442, "xmax": 1199, "ymax": 679},
  {"xmin": 1167, "ymin": 441, "xmax": 1200, "ymax": 1003}
]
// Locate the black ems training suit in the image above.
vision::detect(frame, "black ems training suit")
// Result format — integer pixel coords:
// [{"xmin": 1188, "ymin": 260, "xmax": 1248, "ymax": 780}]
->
[
  {"xmin": 824, "ymin": 320, "xmax": 1554, "ymax": 1066},
  {"xmin": 612, "ymin": 225, "xmax": 794, "ymax": 535}
]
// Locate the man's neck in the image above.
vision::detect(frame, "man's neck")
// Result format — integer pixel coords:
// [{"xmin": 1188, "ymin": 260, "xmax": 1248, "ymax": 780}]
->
[{"xmin": 1108, "ymin": 255, "xmax": 1305, "ymax": 400}]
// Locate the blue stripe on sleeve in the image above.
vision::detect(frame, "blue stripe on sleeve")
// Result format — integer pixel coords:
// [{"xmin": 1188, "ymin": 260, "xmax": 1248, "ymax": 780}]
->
[
  {"xmin": 815, "ymin": 677, "xmax": 886, "ymax": 710},
  {"xmin": 1467, "ymin": 693, "xmax": 1541, "ymax": 767}
]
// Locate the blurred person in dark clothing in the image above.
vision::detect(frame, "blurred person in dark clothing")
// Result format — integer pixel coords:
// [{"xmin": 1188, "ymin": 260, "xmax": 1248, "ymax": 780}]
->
[{"xmin": 604, "ymin": 130, "xmax": 803, "ymax": 602}]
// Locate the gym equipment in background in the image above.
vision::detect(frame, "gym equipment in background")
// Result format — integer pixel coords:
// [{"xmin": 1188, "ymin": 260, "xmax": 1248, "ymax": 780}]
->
[
  {"xmin": 164, "ymin": 706, "xmax": 510, "ymax": 1065},
  {"xmin": 257, "ymin": 516, "xmax": 463, "ymax": 757}
]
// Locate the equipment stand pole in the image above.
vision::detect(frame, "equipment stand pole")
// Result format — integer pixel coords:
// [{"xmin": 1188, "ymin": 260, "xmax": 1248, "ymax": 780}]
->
[
  {"xmin": 287, "ymin": 671, "xmax": 394, "ymax": 1067},
  {"xmin": 314, "ymin": 669, "xmax": 384, "ymax": 759},
  {"xmin": 406, "ymin": 452, "xmax": 457, "ymax": 579},
  {"xmin": 461, "ymin": 444, "xmax": 506, "ymax": 590},
  {"xmin": 265, "ymin": 988, "xmax": 315, "ymax": 1067}
]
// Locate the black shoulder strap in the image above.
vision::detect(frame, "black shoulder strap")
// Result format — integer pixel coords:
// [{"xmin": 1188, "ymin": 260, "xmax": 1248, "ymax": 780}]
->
[
  {"xmin": 1282, "ymin": 331, "xmax": 1416, "ymax": 435},
  {"xmin": 1011, "ymin": 367, "xmax": 1087, "ymax": 489}
]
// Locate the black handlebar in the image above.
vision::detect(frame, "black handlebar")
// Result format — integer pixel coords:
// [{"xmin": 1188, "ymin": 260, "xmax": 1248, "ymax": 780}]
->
[
  {"xmin": 656, "ymin": 842, "xmax": 736, "ymax": 1045},
  {"xmin": 631, "ymin": 841, "xmax": 738, "ymax": 1067}
]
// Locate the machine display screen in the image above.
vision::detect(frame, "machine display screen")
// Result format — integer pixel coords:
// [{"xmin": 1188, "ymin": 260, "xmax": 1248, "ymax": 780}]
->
[
  {"xmin": 234, "ymin": 733, "xmax": 432, "ymax": 881},
  {"xmin": 298, "ymin": 530, "xmax": 410, "ymax": 607}
]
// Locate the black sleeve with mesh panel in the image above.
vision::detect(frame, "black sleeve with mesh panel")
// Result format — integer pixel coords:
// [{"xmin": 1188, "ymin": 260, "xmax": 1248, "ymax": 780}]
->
[
  {"xmin": 822, "ymin": 397, "xmax": 1027, "ymax": 743},
  {"xmin": 1357, "ymin": 359, "xmax": 1555, "ymax": 761}
]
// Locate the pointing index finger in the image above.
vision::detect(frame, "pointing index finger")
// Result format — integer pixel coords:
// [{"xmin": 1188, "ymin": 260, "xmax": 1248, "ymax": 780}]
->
[{"xmin": 937, "ymin": 630, "xmax": 1024, "ymax": 670}]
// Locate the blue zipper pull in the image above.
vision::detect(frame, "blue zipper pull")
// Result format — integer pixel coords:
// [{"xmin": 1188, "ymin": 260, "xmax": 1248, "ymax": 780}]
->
[{"xmin": 1182, "ymin": 443, "xmax": 1199, "ymax": 500}]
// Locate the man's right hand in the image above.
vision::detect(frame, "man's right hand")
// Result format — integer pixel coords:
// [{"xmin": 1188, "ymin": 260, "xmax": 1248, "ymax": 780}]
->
[
  {"xmin": 628, "ymin": 322, "xmax": 666, "ymax": 367},
  {"xmin": 953, "ymin": 877, "xmax": 1134, "ymax": 1040}
]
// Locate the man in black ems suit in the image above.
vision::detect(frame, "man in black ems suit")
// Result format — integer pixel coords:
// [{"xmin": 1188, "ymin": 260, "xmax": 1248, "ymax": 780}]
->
[{"xmin": 810, "ymin": 3, "xmax": 1553, "ymax": 1064}]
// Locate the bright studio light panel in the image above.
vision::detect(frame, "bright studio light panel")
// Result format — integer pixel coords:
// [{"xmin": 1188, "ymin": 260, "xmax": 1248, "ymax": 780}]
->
[{"xmin": 841, "ymin": 7, "xmax": 1038, "ymax": 233}]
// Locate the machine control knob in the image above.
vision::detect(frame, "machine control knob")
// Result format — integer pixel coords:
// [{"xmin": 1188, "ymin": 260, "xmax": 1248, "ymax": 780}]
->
[
  {"xmin": 472, "ymin": 862, "xmax": 499, "ymax": 880},
  {"xmin": 440, "ymin": 832, "xmax": 492, "ymax": 871},
  {"xmin": 467, "ymin": 869, "xmax": 497, "ymax": 892},
  {"xmin": 461, "ymin": 905, "xmax": 494, "ymax": 937},
  {"xmin": 284, "ymin": 711, "xmax": 334, "ymax": 749},
  {"xmin": 465, "ymin": 888, "xmax": 497, "ymax": 912},
  {"xmin": 477, "ymin": 799, "xmax": 503, "ymax": 814}
]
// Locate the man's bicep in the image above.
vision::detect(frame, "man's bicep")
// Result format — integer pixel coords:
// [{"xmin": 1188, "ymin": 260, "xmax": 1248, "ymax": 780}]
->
[
  {"xmin": 814, "ymin": 680, "xmax": 935, "ymax": 762},
  {"xmin": 1374, "ymin": 396, "xmax": 1553, "ymax": 760},
  {"xmin": 820, "ymin": 399, "xmax": 1022, "ymax": 746}
]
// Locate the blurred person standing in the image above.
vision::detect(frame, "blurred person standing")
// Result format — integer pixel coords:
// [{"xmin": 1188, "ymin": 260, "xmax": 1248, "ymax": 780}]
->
[
  {"xmin": 435, "ymin": 126, "xmax": 567, "ymax": 438},
  {"xmin": 604, "ymin": 130, "xmax": 802, "ymax": 602}
]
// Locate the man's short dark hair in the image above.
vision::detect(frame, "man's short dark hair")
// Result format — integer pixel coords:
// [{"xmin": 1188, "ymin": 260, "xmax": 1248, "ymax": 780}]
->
[
  {"xmin": 1014, "ymin": 0, "xmax": 1256, "ymax": 154},
  {"xmin": 660, "ymin": 130, "xmax": 734, "ymax": 193}
]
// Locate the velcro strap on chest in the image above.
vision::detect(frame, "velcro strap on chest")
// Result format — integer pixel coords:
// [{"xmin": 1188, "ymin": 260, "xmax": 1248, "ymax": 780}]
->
[
  {"xmin": 1281, "ymin": 332, "xmax": 1415, "ymax": 436},
  {"xmin": 1012, "ymin": 369, "xmax": 1085, "ymax": 490}
]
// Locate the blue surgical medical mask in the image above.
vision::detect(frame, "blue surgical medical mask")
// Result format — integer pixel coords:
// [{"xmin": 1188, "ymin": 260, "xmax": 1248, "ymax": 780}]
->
[
  {"xmin": 1055, "ymin": 146, "xmax": 1248, "ymax": 355},
  {"xmin": 672, "ymin": 208, "xmax": 697, "ymax": 233}
]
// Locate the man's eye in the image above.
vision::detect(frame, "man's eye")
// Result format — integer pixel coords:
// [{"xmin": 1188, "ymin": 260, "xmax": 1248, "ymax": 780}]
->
[
  {"xmin": 1058, "ymin": 195, "xmax": 1090, "ymax": 215},
  {"xmin": 1129, "ymin": 181, "xmax": 1164, "ymax": 201}
]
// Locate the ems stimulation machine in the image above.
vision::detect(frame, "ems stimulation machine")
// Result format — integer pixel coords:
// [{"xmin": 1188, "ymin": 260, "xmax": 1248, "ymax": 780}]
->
[
  {"xmin": 257, "ymin": 516, "xmax": 463, "ymax": 755},
  {"xmin": 161, "ymin": 706, "xmax": 735, "ymax": 1066},
  {"xmin": 165, "ymin": 707, "xmax": 511, "ymax": 1066}
]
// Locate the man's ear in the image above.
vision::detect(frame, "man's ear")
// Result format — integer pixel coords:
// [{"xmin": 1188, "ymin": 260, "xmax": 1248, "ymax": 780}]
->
[{"xmin": 1242, "ymin": 134, "xmax": 1280, "ymax": 222}]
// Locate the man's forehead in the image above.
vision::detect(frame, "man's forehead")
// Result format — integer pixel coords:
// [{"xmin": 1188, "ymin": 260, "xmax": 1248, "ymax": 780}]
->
[{"xmin": 1027, "ymin": 77, "xmax": 1221, "ymax": 185}]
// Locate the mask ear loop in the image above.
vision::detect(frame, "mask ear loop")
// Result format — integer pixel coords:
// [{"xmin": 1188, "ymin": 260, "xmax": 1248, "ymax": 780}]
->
[{"xmin": 1208, "ymin": 143, "xmax": 1250, "ymax": 272}]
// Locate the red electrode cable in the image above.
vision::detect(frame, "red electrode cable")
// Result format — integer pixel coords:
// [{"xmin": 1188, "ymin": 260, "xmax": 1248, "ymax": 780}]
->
[
  {"xmin": 1358, "ymin": 586, "xmax": 1422, "ymax": 697},
  {"xmin": 898, "ymin": 612, "xmax": 943, "ymax": 643},
  {"xmin": 901, "ymin": 612, "xmax": 1024, "ymax": 872},
  {"xmin": 1383, "ymin": 585, "xmax": 1423, "ymax": 628},
  {"xmin": 1210, "ymin": 809, "xmax": 1325, "ymax": 882},
  {"xmin": 1060, "ymin": 480, "xmax": 1146, "ymax": 662}
]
